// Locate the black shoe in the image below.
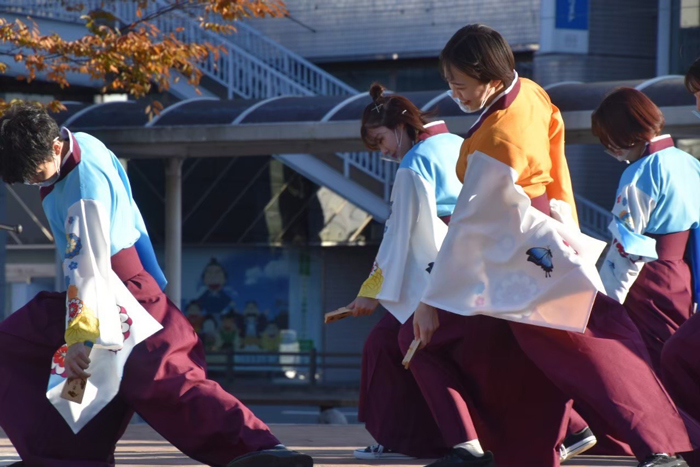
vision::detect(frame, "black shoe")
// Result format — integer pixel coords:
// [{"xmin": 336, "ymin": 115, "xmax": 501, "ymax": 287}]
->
[
  {"xmin": 227, "ymin": 447, "xmax": 313, "ymax": 467},
  {"xmin": 426, "ymin": 447, "xmax": 495, "ymax": 467},
  {"xmin": 559, "ymin": 426, "xmax": 597, "ymax": 461},
  {"xmin": 638, "ymin": 454, "xmax": 688, "ymax": 467}
]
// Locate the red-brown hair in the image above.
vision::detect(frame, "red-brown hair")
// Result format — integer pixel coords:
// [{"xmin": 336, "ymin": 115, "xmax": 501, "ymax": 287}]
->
[
  {"xmin": 591, "ymin": 87, "xmax": 664, "ymax": 150},
  {"xmin": 360, "ymin": 82, "xmax": 430, "ymax": 150}
]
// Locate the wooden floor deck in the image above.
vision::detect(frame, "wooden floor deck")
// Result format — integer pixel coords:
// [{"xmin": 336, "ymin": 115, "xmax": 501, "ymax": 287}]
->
[{"xmin": 0, "ymin": 424, "xmax": 638, "ymax": 466}]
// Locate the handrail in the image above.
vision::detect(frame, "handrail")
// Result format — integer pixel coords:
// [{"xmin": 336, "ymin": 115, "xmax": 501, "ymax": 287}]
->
[
  {"xmin": 0, "ymin": 0, "xmax": 355, "ymax": 98},
  {"xmin": 575, "ymin": 194, "xmax": 612, "ymax": 241}
]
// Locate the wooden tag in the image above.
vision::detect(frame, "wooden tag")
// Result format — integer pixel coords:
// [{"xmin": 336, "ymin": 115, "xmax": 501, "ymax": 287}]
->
[
  {"xmin": 402, "ymin": 339, "xmax": 421, "ymax": 369},
  {"xmin": 61, "ymin": 377, "xmax": 88, "ymax": 404},
  {"xmin": 324, "ymin": 307, "xmax": 353, "ymax": 324}
]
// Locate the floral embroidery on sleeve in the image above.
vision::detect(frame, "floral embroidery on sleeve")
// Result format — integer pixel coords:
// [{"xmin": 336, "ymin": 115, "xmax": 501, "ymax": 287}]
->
[
  {"xmin": 65, "ymin": 233, "xmax": 82, "ymax": 259},
  {"xmin": 50, "ymin": 344, "xmax": 68, "ymax": 377},
  {"xmin": 65, "ymin": 285, "xmax": 99, "ymax": 346},
  {"xmin": 358, "ymin": 262, "xmax": 385, "ymax": 299}
]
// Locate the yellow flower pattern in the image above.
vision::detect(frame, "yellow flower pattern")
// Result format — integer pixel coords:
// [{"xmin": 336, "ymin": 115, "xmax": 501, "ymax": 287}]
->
[
  {"xmin": 358, "ymin": 263, "xmax": 384, "ymax": 299},
  {"xmin": 65, "ymin": 310, "xmax": 100, "ymax": 347},
  {"xmin": 64, "ymin": 284, "xmax": 100, "ymax": 346}
]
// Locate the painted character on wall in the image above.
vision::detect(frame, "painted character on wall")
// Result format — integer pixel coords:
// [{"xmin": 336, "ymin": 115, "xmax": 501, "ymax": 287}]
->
[
  {"xmin": 261, "ymin": 323, "xmax": 281, "ymax": 352},
  {"xmin": 240, "ymin": 301, "xmax": 267, "ymax": 349},
  {"xmin": 219, "ymin": 312, "xmax": 240, "ymax": 350},
  {"xmin": 196, "ymin": 258, "xmax": 237, "ymax": 317},
  {"xmin": 185, "ymin": 301, "xmax": 205, "ymax": 334}
]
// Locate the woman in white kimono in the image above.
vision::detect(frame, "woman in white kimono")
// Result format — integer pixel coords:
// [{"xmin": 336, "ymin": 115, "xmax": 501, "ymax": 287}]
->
[{"xmin": 349, "ymin": 83, "xmax": 467, "ymax": 460}]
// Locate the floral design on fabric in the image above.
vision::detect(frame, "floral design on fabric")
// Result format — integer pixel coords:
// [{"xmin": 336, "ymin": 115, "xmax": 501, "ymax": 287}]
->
[
  {"xmin": 50, "ymin": 344, "xmax": 68, "ymax": 377},
  {"xmin": 471, "ymin": 282, "xmax": 486, "ymax": 307},
  {"xmin": 65, "ymin": 233, "xmax": 82, "ymax": 259},
  {"xmin": 358, "ymin": 262, "xmax": 384, "ymax": 299},
  {"xmin": 612, "ymin": 238, "xmax": 641, "ymax": 263},
  {"xmin": 119, "ymin": 306, "xmax": 132, "ymax": 341},
  {"xmin": 618, "ymin": 210, "xmax": 634, "ymax": 230},
  {"xmin": 492, "ymin": 274, "xmax": 539, "ymax": 306},
  {"xmin": 64, "ymin": 285, "xmax": 99, "ymax": 347},
  {"xmin": 67, "ymin": 285, "xmax": 86, "ymax": 323},
  {"xmin": 110, "ymin": 306, "xmax": 133, "ymax": 353}
]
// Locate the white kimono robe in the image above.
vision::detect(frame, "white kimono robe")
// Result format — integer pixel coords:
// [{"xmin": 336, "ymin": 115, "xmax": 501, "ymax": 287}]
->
[{"xmin": 421, "ymin": 152, "xmax": 607, "ymax": 333}]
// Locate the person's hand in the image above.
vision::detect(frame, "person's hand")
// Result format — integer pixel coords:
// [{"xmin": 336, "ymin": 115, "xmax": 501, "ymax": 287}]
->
[
  {"xmin": 64, "ymin": 342, "xmax": 91, "ymax": 379},
  {"xmin": 413, "ymin": 302, "xmax": 439, "ymax": 349},
  {"xmin": 347, "ymin": 297, "xmax": 379, "ymax": 317}
]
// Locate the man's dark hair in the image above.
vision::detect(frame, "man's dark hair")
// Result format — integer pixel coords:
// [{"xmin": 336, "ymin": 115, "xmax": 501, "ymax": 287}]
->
[
  {"xmin": 440, "ymin": 24, "xmax": 516, "ymax": 88},
  {"xmin": 685, "ymin": 57, "xmax": 700, "ymax": 94},
  {"xmin": 0, "ymin": 102, "xmax": 60, "ymax": 184}
]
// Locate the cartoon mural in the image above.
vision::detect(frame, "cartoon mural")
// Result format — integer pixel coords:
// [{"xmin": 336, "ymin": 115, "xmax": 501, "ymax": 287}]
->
[{"xmin": 179, "ymin": 248, "xmax": 321, "ymax": 371}]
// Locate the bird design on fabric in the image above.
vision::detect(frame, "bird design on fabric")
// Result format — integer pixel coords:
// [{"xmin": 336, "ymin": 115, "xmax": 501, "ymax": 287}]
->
[{"xmin": 526, "ymin": 247, "xmax": 553, "ymax": 278}]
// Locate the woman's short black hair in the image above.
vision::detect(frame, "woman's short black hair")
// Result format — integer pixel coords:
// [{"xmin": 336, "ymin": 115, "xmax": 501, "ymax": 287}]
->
[
  {"xmin": 0, "ymin": 102, "xmax": 60, "ymax": 184},
  {"xmin": 440, "ymin": 24, "xmax": 516, "ymax": 88}
]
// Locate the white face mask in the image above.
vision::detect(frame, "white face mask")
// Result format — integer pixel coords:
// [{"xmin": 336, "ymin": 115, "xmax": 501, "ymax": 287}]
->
[
  {"xmin": 448, "ymin": 90, "xmax": 472, "ymax": 113},
  {"xmin": 448, "ymin": 84, "xmax": 496, "ymax": 114},
  {"xmin": 692, "ymin": 110, "xmax": 700, "ymax": 121},
  {"xmin": 380, "ymin": 129, "xmax": 405, "ymax": 163},
  {"xmin": 604, "ymin": 148, "xmax": 631, "ymax": 164}
]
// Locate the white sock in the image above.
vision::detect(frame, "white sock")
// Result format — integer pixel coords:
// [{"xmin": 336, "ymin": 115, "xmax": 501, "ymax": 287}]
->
[
  {"xmin": 274, "ymin": 444, "xmax": 286, "ymax": 449},
  {"xmin": 454, "ymin": 440, "xmax": 484, "ymax": 457}
]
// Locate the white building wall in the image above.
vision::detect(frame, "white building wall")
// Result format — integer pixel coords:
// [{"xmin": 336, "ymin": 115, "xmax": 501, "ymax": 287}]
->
[{"xmin": 245, "ymin": 0, "xmax": 541, "ymax": 62}]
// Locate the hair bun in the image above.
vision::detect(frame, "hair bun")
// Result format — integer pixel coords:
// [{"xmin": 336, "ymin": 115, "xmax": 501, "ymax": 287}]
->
[{"xmin": 369, "ymin": 82, "xmax": 386, "ymax": 102}]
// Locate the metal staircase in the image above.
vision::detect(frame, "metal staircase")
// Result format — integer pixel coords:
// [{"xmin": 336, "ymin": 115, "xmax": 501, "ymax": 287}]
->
[{"xmin": 0, "ymin": 0, "xmax": 354, "ymax": 99}]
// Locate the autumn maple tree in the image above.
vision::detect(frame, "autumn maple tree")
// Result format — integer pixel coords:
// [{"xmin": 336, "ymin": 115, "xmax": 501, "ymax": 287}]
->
[{"xmin": 0, "ymin": 0, "xmax": 286, "ymax": 114}]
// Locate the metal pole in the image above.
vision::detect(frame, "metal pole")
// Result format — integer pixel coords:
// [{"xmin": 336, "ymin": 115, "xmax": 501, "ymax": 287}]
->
[
  {"xmin": 165, "ymin": 158, "xmax": 183, "ymax": 308},
  {"xmin": 657, "ymin": 0, "xmax": 671, "ymax": 76}
]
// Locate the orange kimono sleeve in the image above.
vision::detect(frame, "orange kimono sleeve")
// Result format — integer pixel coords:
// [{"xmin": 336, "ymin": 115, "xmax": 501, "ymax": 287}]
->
[{"xmin": 546, "ymin": 104, "xmax": 578, "ymax": 224}]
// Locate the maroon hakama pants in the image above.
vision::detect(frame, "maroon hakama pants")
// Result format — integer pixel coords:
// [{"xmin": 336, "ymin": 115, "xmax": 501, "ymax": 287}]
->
[
  {"xmin": 358, "ymin": 312, "xmax": 449, "ymax": 458},
  {"xmin": 624, "ymin": 231, "xmax": 694, "ymax": 373},
  {"xmin": 662, "ymin": 310, "xmax": 700, "ymax": 460},
  {"xmin": 0, "ymin": 247, "xmax": 279, "ymax": 467},
  {"xmin": 663, "ymin": 308, "xmax": 700, "ymax": 427},
  {"xmin": 580, "ymin": 231, "xmax": 695, "ymax": 457},
  {"xmin": 399, "ymin": 293, "xmax": 692, "ymax": 467}
]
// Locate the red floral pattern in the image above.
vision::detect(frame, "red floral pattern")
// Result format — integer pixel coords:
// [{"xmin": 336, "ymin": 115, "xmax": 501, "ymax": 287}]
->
[
  {"xmin": 51, "ymin": 344, "xmax": 68, "ymax": 377},
  {"xmin": 67, "ymin": 298, "xmax": 85, "ymax": 322},
  {"xmin": 119, "ymin": 306, "xmax": 132, "ymax": 340}
]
